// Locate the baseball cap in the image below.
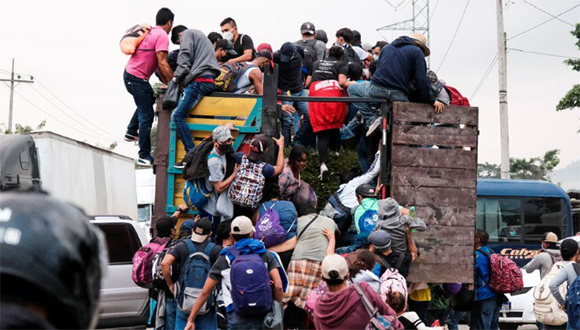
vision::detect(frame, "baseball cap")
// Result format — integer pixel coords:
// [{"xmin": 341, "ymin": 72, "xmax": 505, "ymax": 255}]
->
[
  {"xmin": 191, "ymin": 218, "xmax": 212, "ymax": 243},
  {"xmin": 212, "ymin": 125, "xmax": 233, "ymax": 143},
  {"xmin": 279, "ymin": 42, "xmax": 296, "ymax": 63},
  {"xmin": 248, "ymin": 135, "xmax": 269, "ymax": 162},
  {"xmin": 256, "ymin": 49, "xmax": 273, "ymax": 61},
  {"xmin": 560, "ymin": 239, "xmax": 579, "ymax": 256},
  {"xmin": 231, "ymin": 216, "xmax": 255, "ymax": 235},
  {"xmin": 356, "ymin": 184, "xmax": 377, "ymax": 198},
  {"xmin": 215, "ymin": 39, "xmax": 238, "ymax": 56},
  {"xmin": 179, "ymin": 220, "xmax": 195, "ymax": 235},
  {"xmin": 321, "ymin": 254, "xmax": 349, "ymax": 280},
  {"xmin": 543, "ymin": 232, "xmax": 558, "ymax": 243},
  {"xmin": 368, "ymin": 230, "xmax": 392, "ymax": 252},
  {"xmin": 301, "ymin": 22, "xmax": 316, "ymax": 35},
  {"xmin": 257, "ymin": 43, "xmax": 273, "ymax": 53}
]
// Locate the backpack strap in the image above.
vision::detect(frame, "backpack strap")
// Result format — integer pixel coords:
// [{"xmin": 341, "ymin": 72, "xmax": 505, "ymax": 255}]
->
[
  {"xmin": 351, "ymin": 281, "xmax": 378, "ymax": 318},
  {"xmin": 298, "ymin": 215, "xmax": 318, "ymax": 239},
  {"xmin": 573, "ymin": 263, "xmax": 580, "ymax": 277},
  {"xmin": 202, "ymin": 241, "xmax": 216, "ymax": 259},
  {"xmin": 395, "ymin": 252, "xmax": 405, "ymax": 270}
]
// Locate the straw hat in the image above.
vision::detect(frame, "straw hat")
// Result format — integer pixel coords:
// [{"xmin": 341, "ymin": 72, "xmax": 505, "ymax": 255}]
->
[{"xmin": 409, "ymin": 33, "xmax": 431, "ymax": 57}]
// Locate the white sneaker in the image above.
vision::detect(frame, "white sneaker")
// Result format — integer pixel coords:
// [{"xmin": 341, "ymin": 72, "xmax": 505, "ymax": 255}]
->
[
  {"xmin": 366, "ymin": 117, "xmax": 382, "ymax": 137},
  {"xmin": 319, "ymin": 164, "xmax": 329, "ymax": 181}
]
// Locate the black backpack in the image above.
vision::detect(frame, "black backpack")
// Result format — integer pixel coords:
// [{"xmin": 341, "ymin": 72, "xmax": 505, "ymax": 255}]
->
[
  {"xmin": 344, "ymin": 46, "xmax": 361, "ymax": 64},
  {"xmin": 182, "ymin": 138, "xmax": 215, "ymax": 180},
  {"xmin": 301, "ymin": 40, "xmax": 319, "ymax": 70}
]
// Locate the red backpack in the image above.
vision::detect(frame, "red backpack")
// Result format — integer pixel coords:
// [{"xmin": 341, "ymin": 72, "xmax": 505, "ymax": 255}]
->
[
  {"xmin": 132, "ymin": 237, "xmax": 170, "ymax": 288},
  {"xmin": 444, "ymin": 85, "xmax": 470, "ymax": 106},
  {"xmin": 482, "ymin": 251, "xmax": 523, "ymax": 294}
]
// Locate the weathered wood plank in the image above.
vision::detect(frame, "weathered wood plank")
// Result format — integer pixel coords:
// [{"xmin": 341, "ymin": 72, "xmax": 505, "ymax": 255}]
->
[
  {"xmin": 391, "ymin": 167, "xmax": 477, "ymax": 189},
  {"xmin": 392, "ymin": 186, "xmax": 477, "ymax": 208},
  {"xmin": 413, "ymin": 245, "xmax": 474, "ymax": 265},
  {"xmin": 408, "ymin": 264, "xmax": 474, "ymax": 284},
  {"xmin": 393, "ymin": 102, "xmax": 478, "ymax": 126},
  {"xmin": 411, "ymin": 226, "xmax": 474, "ymax": 246},
  {"xmin": 392, "ymin": 124, "xmax": 478, "ymax": 147},
  {"xmin": 391, "ymin": 146, "xmax": 477, "ymax": 169},
  {"xmin": 412, "ymin": 206, "xmax": 475, "ymax": 227}
]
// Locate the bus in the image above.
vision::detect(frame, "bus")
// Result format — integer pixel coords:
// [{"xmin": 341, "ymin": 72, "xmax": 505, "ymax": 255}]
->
[{"xmin": 476, "ymin": 179, "xmax": 573, "ymax": 267}]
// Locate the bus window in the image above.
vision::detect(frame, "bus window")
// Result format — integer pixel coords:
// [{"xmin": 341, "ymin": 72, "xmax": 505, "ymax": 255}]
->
[
  {"xmin": 522, "ymin": 197, "xmax": 564, "ymax": 244},
  {"xmin": 477, "ymin": 198, "xmax": 522, "ymax": 243}
]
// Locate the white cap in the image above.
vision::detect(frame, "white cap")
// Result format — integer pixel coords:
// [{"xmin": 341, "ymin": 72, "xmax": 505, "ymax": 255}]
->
[
  {"xmin": 321, "ymin": 254, "xmax": 349, "ymax": 280},
  {"xmin": 231, "ymin": 216, "xmax": 255, "ymax": 235}
]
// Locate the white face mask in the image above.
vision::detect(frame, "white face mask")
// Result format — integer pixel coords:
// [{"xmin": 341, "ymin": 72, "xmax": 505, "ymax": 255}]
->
[
  {"xmin": 373, "ymin": 54, "xmax": 379, "ymax": 61},
  {"xmin": 223, "ymin": 31, "xmax": 233, "ymax": 42}
]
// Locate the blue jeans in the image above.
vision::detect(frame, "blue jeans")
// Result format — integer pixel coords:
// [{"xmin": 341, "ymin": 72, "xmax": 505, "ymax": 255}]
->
[
  {"xmin": 124, "ymin": 71, "xmax": 156, "ymax": 158},
  {"xmin": 175, "ymin": 307, "xmax": 217, "ymax": 330},
  {"xmin": 347, "ymin": 82, "xmax": 408, "ymax": 129},
  {"xmin": 172, "ymin": 79, "xmax": 218, "ymax": 153},
  {"xmin": 447, "ymin": 310, "xmax": 467, "ymax": 330},
  {"xmin": 470, "ymin": 297, "xmax": 500, "ymax": 330},
  {"xmin": 228, "ymin": 319, "xmax": 263, "ymax": 330},
  {"xmin": 281, "ymin": 89, "xmax": 314, "ymax": 147},
  {"xmin": 165, "ymin": 296, "xmax": 177, "ymax": 330}
]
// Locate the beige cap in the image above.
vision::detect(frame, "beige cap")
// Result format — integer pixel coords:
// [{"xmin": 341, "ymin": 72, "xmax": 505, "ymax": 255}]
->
[
  {"xmin": 543, "ymin": 232, "xmax": 558, "ymax": 243},
  {"xmin": 409, "ymin": 33, "xmax": 430, "ymax": 57},
  {"xmin": 231, "ymin": 216, "xmax": 255, "ymax": 235},
  {"xmin": 321, "ymin": 254, "xmax": 349, "ymax": 280}
]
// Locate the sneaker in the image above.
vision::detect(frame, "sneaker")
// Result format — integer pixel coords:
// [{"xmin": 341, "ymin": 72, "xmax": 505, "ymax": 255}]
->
[
  {"xmin": 319, "ymin": 164, "xmax": 329, "ymax": 182},
  {"xmin": 366, "ymin": 117, "xmax": 382, "ymax": 137},
  {"xmin": 173, "ymin": 160, "xmax": 186, "ymax": 170},
  {"xmin": 124, "ymin": 133, "xmax": 139, "ymax": 142},
  {"xmin": 137, "ymin": 155, "xmax": 154, "ymax": 166}
]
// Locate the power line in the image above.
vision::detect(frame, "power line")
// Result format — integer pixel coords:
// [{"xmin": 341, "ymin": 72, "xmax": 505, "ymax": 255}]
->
[
  {"xmin": 508, "ymin": 3, "xmax": 580, "ymax": 41},
  {"xmin": 436, "ymin": 0, "xmax": 471, "ymax": 72},
  {"xmin": 27, "ymin": 84, "xmax": 123, "ymax": 143},
  {"xmin": 521, "ymin": 0, "xmax": 574, "ymax": 27},
  {"xmin": 13, "ymin": 89, "xmax": 118, "ymax": 143},
  {"xmin": 32, "ymin": 78, "xmax": 122, "ymax": 141},
  {"xmin": 509, "ymin": 48, "xmax": 580, "ymax": 59},
  {"xmin": 470, "ymin": 53, "xmax": 498, "ymax": 101},
  {"xmin": 430, "ymin": 0, "xmax": 441, "ymax": 20}
]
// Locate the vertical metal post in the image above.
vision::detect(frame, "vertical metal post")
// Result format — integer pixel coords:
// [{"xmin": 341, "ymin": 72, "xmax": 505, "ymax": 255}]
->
[
  {"xmin": 152, "ymin": 92, "xmax": 171, "ymax": 237},
  {"xmin": 380, "ymin": 101, "xmax": 392, "ymax": 199},
  {"xmin": 496, "ymin": 0, "xmax": 511, "ymax": 179},
  {"xmin": 262, "ymin": 63, "xmax": 280, "ymax": 137},
  {"xmin": 8, "ymin": 59, "xmax": 15, "ymax": 133}
]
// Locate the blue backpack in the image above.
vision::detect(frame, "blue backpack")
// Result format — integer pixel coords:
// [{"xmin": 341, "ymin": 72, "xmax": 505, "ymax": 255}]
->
[
  {"xmin": 228, "ymin": 245, "xmax": 272, "ymax": 316},
  {"xmin": 176, "ymin": 240, "xmax": 216, "ymax": 314},
  {"xmin": 357, "ymin": 200, "xmax": 379, "ymax": 235},
  {"xmin": 566, "ymin": 263, "xmax": 580, "ymax": 329},
  {"xmin": 183, "ymin": 178, "xmax": 210, "ymax": 210},
  {"xmin": 255, "ymin": 202, "xmax": 296, "ymax": 248}
]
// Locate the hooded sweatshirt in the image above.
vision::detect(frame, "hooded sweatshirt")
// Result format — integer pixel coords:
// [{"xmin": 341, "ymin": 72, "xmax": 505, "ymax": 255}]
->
[
  {"xmin": 352, "ymin": 270, "xmax": 381, "ymax": 294},
  {"xmin": 524, "ymin": 248, "xmax": 562, "ymax": 279},
  {"xmin": 313, "ymin": 281, "xmax": 403, "ymax": 330},
  {"xmin": 374, "ymin": 198, "xmax": 427, "ymax": 254},
  {"xmin": 174, "ymin": 29, "xmax": 221, "ymax": 87},
  {"xmin": 371, "ymin": 36, "xmax": 434, "ymax": 104}
]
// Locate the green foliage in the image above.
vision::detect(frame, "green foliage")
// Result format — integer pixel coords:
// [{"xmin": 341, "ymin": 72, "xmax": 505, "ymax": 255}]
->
[
  {"xmin": 478, "ymin": 149, "xmax": 560, "ymax": 181},
  {"xmin": 557, "ymin": 23, "xmax": 580, "ymax": 130},
  {"xmin": 0, "ymin": 120, "xmax": 47, "ymax": 134},
  {"xmin": 291, "ymin": 147, "xmax": 361, "ymax": 209}
]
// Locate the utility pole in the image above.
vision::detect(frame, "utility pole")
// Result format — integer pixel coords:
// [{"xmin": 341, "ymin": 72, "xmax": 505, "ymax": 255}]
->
[
  {"xmin": 0, "ymin": 59, "xmax": 34, "ymax": 133},
  {"xmin": 496, "ymin": 0, "xmax": 510, "ymax": 179}
]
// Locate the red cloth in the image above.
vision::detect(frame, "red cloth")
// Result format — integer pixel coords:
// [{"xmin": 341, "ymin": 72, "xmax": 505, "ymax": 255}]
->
[{"xmin": 308, "ymin": 80, "xmax": 347, "ymax": 133}]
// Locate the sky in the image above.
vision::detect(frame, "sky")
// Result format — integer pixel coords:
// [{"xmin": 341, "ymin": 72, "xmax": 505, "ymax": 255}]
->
[{"xmin": 0, "ymin": 0, "xmax": 579, "ymax": 171}]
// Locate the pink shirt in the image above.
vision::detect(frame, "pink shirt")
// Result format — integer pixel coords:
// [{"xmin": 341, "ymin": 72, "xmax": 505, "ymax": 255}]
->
[{"xmin": 125, "ymin": 26, "xmax": 169, "ymax": 80}]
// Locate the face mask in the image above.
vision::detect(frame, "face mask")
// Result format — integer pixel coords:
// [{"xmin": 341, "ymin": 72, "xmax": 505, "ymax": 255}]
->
[
  {"xmin": 223, "ymin": 31, "xmax": 233, "ymax": 42},
  {"xmin": 218, "ymin": 144, "xmax": 234, "ymax": 154},
  {"xmin": 373, "ymin": 54, "xmax": 379, "ymax": 61}
]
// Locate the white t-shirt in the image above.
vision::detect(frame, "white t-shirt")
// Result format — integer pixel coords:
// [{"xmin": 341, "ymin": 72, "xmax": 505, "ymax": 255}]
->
[
  {"xmin": 353, "ymin": 46, "xmax": 370, "ymax": 62},
  {"xmin": 236, "ymin": 62, "xmax": 260, "ymax": 92}
]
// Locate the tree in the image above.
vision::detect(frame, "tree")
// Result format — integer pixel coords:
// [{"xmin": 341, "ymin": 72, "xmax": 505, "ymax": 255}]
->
[
  {"xmin": 557, "ymin": 23, "xmax": 580, "ymax": 130},
  {"xmin": 478, "ymin": 149, "xmax": 560, "ymax": 181},
  {"xmin": 1, "ymin": 120, "xmax": 47, "ymax": 134}
]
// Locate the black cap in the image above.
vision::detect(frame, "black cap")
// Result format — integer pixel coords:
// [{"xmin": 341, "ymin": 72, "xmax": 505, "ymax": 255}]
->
[
  {"xmin": 373, "ymin": 40, "xmax": 389, "ymax": 50},
  {"xmin": 315, "ymin": 29, "xmax": 328, "ymax": 44},
  {"xmin": 356, "ymin": 184, "xmax": 377, "ymax": 198},
  {"xmin": 256, "ymin": 49, "xmax": 273, "ymax": 61},
  {"xmin": 301, "ymin": 22, "xmax": 316, "ymax": 35},
  {"xmin": 215, "ymin": 39, "xmax": 238, "ymax": 56},
  {"xmin": 191, "ymin": 218, "xmax": 212, "ymax": 243},
  {"xmin": 279, "ymin": 42, "xmax": 296, "ymax": 62},
  {"xmin": 561, "ymin": 239, "xmax": 579, "ymax": 257}
]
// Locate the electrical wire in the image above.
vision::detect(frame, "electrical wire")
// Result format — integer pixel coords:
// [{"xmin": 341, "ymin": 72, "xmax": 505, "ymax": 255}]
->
[
  {"xmin": 436, "ymin": 0, "xmax": 471, "ymax": 72},
  {"xmin": 470, "ymin": 53, "xmax": 499, "ymax": 101},
  {"xmin": 430, "ymin": 0, "xmax": 441, "ymax": 20},
  {"xmin": 522, "ymin": 0, "xmax": 574, "ymax": 27},
  {"xmin": 509, "ymin": 48, "xmax": 580, "ymax": 59},
  {"xmin": 508, "ymin": 3, "xmax": 580, "ymax": 41}
]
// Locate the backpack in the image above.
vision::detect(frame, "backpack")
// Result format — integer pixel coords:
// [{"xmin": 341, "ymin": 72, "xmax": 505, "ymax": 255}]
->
[
  {"xmin": 479, "ymin": 250, "xmax": 524, "ymax": 294},
  {"xmin": 132, "ymin": 236, "xmax": 170, "ymax": 288},
  {"xmin": 183, "ymin": 138, "xmax": 215, "ymax": 181},
  {"xmin": 215, "ymin": 63, "xmax": 257, "ymax": 92},
  {"xmin": 255, "ymin": 202, "xmax": 295, "ymax": 248},
  {"xmin": 357, "ymin": 200, "xmax": 379, "ymax": 235},
  {"xmin": 151, "ymin": 239, "xmax": 180, "ymax": 290},
  {"xmin": 444, "ymin": 86, "xmax": 470, "ymax": 106},
  {"xmin": 379, "ymin": 256, "xmax": 408, "ymax": 302},
  {"xmin": 344, "ymin": 46, "xmax": 361, "ymax": 64},
  {"xmin": 120, "ymin": 24, "xmax": 151, "ymax": 55},
  {"xmin": 567, "ymin": 263, "xmax": 580, "ymax": 329},
  {"xmin": 228, "ymin": 156, "xmax": 266, "ymax": 209},
  {"xmin": 228, "ymin": 245, "xmax": 273, "ymax": 316},
  {"xmin": 534, "ymin": 261, "xmax": 570, "ymax": 326},
  {"xmin": 175, "ymin": 240, "xmax": 216, "ymax": 313},
  {"xmin": 300, "ymin": 39, "xmax": 319, "ymax": 74},
  {"xmin": 183, "ymin": 179, "xmax": 211, "ymax": 210}
]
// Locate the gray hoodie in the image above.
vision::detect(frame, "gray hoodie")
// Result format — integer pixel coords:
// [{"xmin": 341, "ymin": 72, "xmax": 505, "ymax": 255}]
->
[
  {"xmin": 524, "ymin": 249, "xmax": 562, "ymax": 279},
  {"xmin": 352, "ymin": 270, "xmax": 381, "ymax": 294},
  {"xmin": 549, "ymin": 261, "xmax": 578, "ymax": 305},
  {"xmin": 174, "ymin": 29, "xmax": 221, "ymax": 87},
  {"xmin": 373, "ymin": 198, "xmax": 426, "ymax": 254}
]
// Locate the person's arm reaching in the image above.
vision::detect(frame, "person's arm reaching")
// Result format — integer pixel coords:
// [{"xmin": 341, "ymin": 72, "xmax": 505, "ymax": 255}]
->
[
  {"xmin": 229, "ymin": 49, "xmax": 253, "ymax": 64},
  {"xmin": 213, "ymin": 164, "xmax": 239, "ymax": 194},
  {"xmin": 305, "ymin": 75, "xmax": 312, "ymax": 88},
  {"xmin": 249, "ymin": 70, "xmax": 263, "ymax": 94},
  {"xmin": 347, "ymin": 152, "xmax": 381, "ymax": 190},
  {"xmin": 406, "ymin": 226, "xmax": 418, "ymax": 262},
  {"xmin": 174, "ymin": 34, "xmax": 193, "ymax": 85},
  {"xmin": 269, "ymin": 269, "xmax": 284, "ymax": 303},
  {"xmin": 323, "ymin": 228, "xmax": 336, "ymax": 255},
  {"xmin": 524, "ymin": 254, "xmax": 543, "ymax": 274},
  {"xmin": 269, "ymin": 236, "xmax": 297, "ymax": 253},
  {"xmin": 338, "ymin": 74, "xmax": 349, "ymax": 89},
  {"xmin": 272, "ymin": 136, "xmax": 285, "ymax": 176},
  {"xmin": 156, "ymin": 51, "xmax": 174, "ymax": 84},
  {"xmin": 184, "ymin": 278, "xmax": 218, "ymax": 330},
  {"xmin": 161, "ymin": 254, "xmax": 176, "ymax": 293}
]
